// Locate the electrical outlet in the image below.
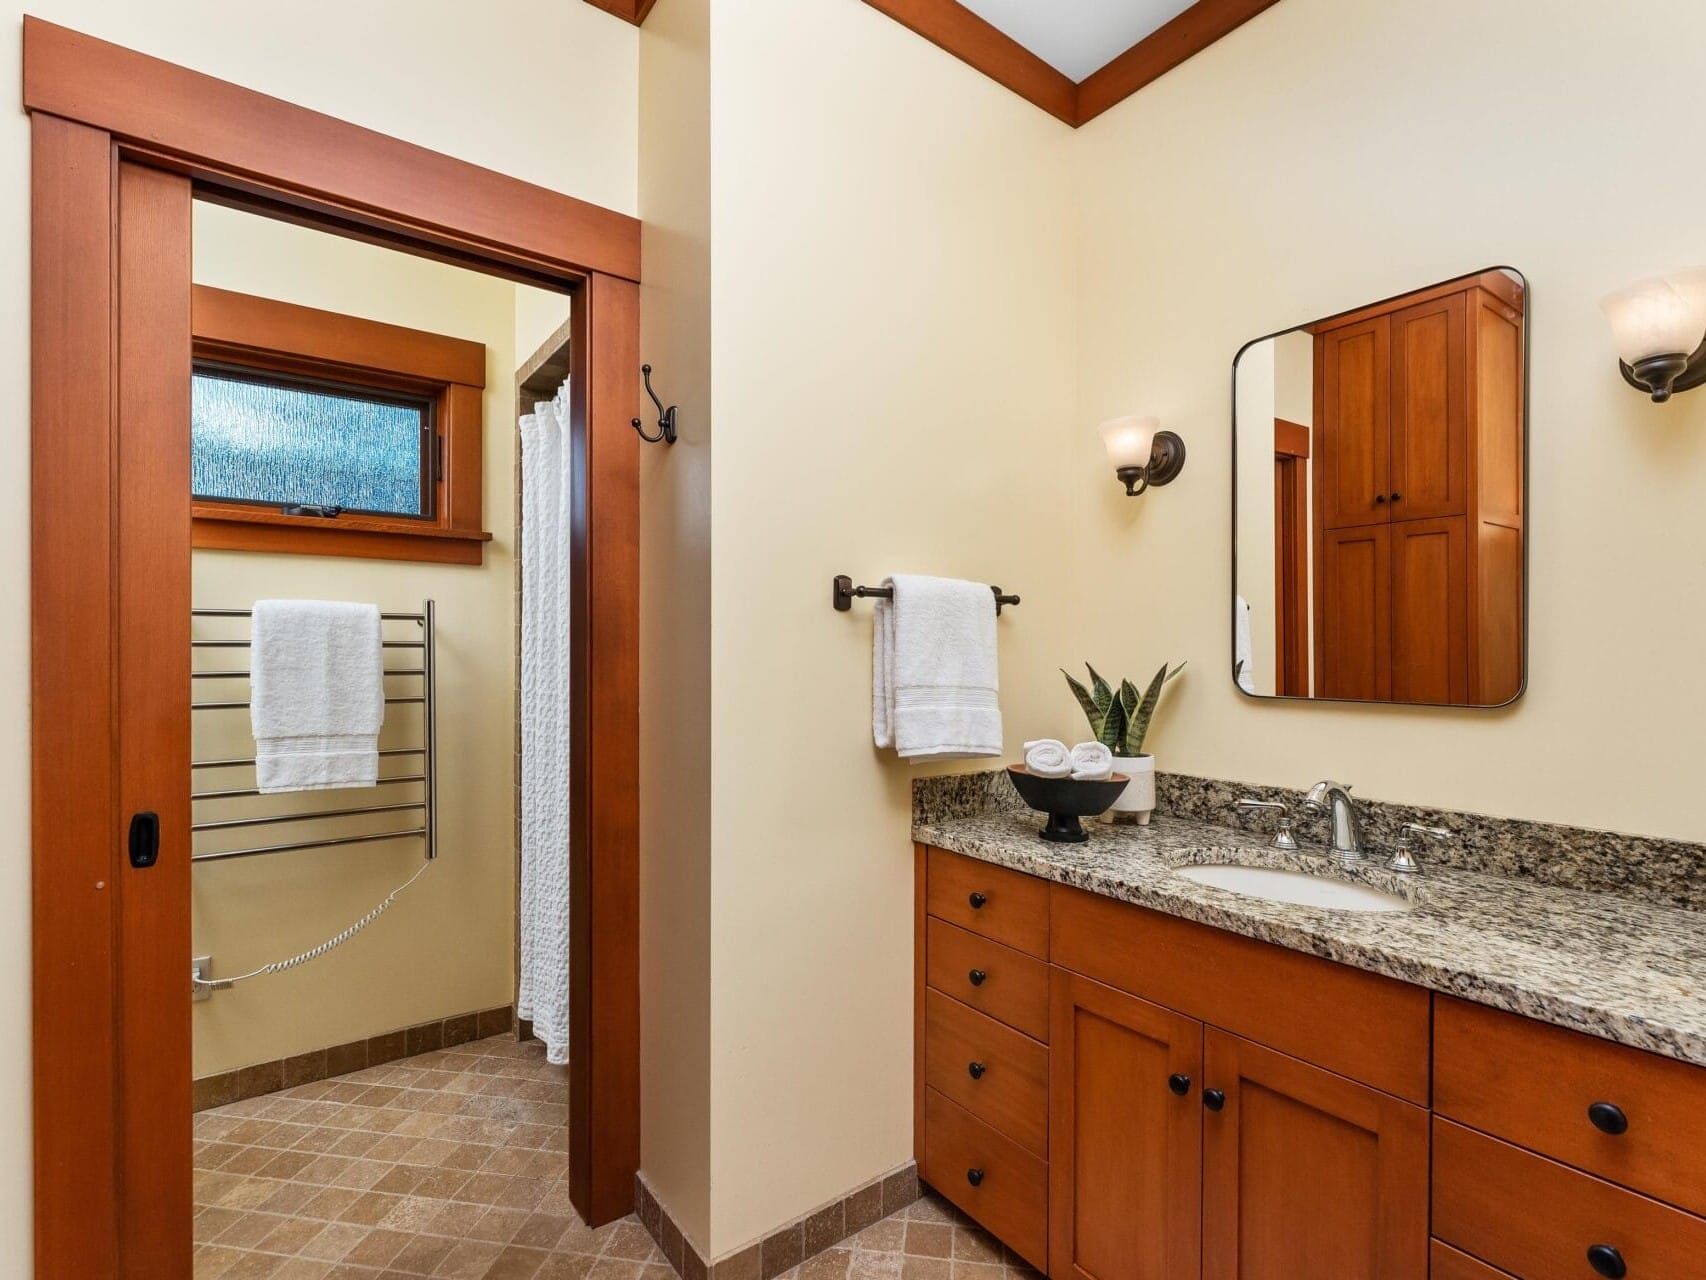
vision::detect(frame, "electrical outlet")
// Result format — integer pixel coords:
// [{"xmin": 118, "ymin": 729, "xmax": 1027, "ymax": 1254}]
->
[{"xmin": 192, "ymin": 955, "xmax": 213, "ymax": 1002}]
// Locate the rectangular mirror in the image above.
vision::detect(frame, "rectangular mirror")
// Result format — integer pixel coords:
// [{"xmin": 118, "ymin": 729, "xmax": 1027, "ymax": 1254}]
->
[{"xmin": 1233, "ymin": 268, "xmax": 1527, "ymax": 706}]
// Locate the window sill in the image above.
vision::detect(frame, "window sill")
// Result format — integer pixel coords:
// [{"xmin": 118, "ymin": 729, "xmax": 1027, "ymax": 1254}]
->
[{"xmin": 192, "ymin": 504, "xmax": 492, "ymax": 565}]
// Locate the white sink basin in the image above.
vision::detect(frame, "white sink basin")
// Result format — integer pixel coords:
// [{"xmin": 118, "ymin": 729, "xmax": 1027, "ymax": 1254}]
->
[{"xmin": 1174, "ymin": 863, "xmax": 1411, "ymax": 913}]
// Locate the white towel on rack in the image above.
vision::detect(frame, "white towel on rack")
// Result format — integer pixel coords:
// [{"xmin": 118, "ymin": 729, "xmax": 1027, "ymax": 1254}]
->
[
  {"xmin": 518, "ymin": 380, "xmax": 572, "ymax": 1066},
  {"xmin": 250, "ymin": 600, "xmax": 385, "ymax": 794},
  {"xmin": 873, "ymin": 575, "xmax": 1003, "ymax": 761}
]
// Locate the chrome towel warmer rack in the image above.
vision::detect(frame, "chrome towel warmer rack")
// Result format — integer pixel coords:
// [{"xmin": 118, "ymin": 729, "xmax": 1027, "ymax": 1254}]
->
[{"xmin": 190, "ymin": 601, "xmax": 438, "ymax": 863}]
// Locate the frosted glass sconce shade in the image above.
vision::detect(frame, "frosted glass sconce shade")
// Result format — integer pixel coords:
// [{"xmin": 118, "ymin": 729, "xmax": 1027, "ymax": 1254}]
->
[
  {"xmin": 1602, "ymin": 270, "xmax": 1706, "ymax": 402},
  {"xmin": 1099, "ymin": 415, "xmax": 1186, "ymax": 496}
]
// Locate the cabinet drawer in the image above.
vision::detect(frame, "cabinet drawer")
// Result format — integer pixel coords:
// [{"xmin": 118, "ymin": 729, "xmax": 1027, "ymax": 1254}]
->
[
  {"xmin": 924, "ymin": 990, "xmax": 1047, "ymax": 1157},
  {"xmin": 1435, "ymin": 996, "xmax": 1706, "ymax": 1216},
  {"xmin": 1433, "ymin": 1118, "xmax": 1706, "ymax": 1280},
  {"xmin": 921, "ymin": 1088, "xmax": 1047, "ymax": 1271},
  {"xmin": 1429, "ymin": 1241, "xmax": 1517, "ymax": 1280},
  {"xmin": 927, "ymin": 847, "xmax": 1049, "ymax": 957},
  {"xmin": 1050, "ymin": 884, "xmax": 1430, "ymax": 1102},
  {"xmin": 926, "ymin": 918, "xmax": 1049, "ymax": 1042}
]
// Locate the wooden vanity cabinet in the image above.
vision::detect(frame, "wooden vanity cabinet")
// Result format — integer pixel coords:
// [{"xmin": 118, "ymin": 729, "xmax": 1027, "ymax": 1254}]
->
[
  {"xmin": 1311, "ymin": 271, "xmax": 1523, "ymax": 704},
  {"xmin": 915, "ymin": 846, "xmax": 1706, "ymax": 1280}
]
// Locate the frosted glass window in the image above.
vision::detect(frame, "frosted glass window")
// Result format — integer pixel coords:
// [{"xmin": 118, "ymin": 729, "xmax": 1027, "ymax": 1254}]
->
[{"xmin": 192, "ymin": 367, "xmax": 432, "ymax": 517}]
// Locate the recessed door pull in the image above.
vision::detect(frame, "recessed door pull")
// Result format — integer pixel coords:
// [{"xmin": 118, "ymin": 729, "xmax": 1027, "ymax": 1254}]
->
[{"xmin": 128, "ymin": 811, "xmax": 160, "ymax": 869}]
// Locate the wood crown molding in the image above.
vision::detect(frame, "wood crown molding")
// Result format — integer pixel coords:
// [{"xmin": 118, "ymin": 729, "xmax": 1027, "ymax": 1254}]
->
[
  {"xmin": 580, "ymin": 0, "xmax": 659, "ymax": 27},
  {"xmin": 862, "ymin": 0, "xmax": 1284, "ymax": 128}
]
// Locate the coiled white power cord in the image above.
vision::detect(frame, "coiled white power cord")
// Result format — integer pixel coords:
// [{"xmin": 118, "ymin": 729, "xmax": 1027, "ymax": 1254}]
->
[{"xmin": 192, "ymin": 860, "xmax": 433, "ymax": 991}]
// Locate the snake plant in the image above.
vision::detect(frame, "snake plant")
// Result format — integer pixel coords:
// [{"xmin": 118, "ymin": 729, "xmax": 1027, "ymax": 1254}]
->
[{"xmin": 1062, "ymin": 661, "xmax": 1186, "ymax": 757}]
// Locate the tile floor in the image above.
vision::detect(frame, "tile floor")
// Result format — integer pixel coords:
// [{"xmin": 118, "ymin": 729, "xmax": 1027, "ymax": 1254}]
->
[
  {"xmin": 768, "ymin": 1195, "xmax": 1042, "ymax": 1280},
  {"xmin": 193, "ymin": 1034, "xmax": 663, "ymax": 1279},
  {"xmin": 194, "ymin": 1033, "xmax": 1036, "ymax": 1280}
]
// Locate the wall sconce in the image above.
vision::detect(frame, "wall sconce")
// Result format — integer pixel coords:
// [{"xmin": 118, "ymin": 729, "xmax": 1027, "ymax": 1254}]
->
[
  {"xmin": 1100, "ymin": 415, "xmax": 1186, "ymax": 496},
  {"xmin": 1601, "ymin": 269, "xmax": 1706, "ymax": 402}
]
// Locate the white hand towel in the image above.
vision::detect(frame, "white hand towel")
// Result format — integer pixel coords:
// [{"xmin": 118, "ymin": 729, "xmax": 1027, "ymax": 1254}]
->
[
  {"xmin": 873, "ymin": 575, "xmax": 1003, "ymax": 760},
  {"xmin": 1069, "ymin": 741, "xmax": 1114, "ymax": 781},
  {"xmin": 251, "ymin": 600, "xmax": 385, "ymax": 794},
  {"xmin": 1024, "ymin": 739, "xmax": 1073, "ymax": 778}
]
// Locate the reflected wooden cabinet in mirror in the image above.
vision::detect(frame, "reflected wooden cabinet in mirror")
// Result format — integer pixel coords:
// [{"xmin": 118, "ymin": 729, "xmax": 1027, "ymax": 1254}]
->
[{"xmin": 1233, "ymin": 268, "xmax": 1526, "ymax": 707}]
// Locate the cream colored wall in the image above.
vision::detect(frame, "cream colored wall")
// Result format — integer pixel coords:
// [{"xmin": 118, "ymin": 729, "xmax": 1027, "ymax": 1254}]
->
[
  {"xmin": 189, "ymin": 203, "xmax": 520, "ymax": 1077},
  {"xmin": 1, "ymin": 3, "xmax": 637, "ymax": 1266},
  {"xmin": 1073, "ymin": 0, "xmax": 1706, "ymax": 836},
  {"xmin": 638, "ymin": 0, "xmax": 714, "ymax": 1252},
  {"xmin": 704, "ymin": 0, "xmax": 1078, "ymax": 1254},
  {"xmin": 1273, "ymin": 330, "xmax": 1313, "ymax": 427}
]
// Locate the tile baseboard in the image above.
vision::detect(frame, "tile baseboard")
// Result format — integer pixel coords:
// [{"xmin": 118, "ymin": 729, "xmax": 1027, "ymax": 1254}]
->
[
  {"xmin": 191, "ymin": 1003, "xmax": 514, "ymax": 1111},
  {"xmin": 637, "ymin": 1162, "xmax": 921, "ymax": 1280}
]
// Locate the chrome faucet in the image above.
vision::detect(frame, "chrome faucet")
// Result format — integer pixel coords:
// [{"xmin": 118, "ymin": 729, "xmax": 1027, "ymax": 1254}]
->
[{"xmin": 1303, "ymin": 780, "xmax": 1364, "ymax": 866}]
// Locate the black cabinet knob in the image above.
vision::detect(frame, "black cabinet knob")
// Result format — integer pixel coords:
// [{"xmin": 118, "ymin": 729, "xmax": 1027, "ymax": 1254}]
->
[
  {"xmin": 1374, "ymin": 494, "xmax": 1387, "ymax": 504},
  {"xmin": 1587, "ymin": 1244, "xmax": 1627, "ymax": 1278},
  {"xmin": 1203, "ymin": 1088, "xmax": 1226, "ymax": 1112},
  {"xmin": 1167, "ymin": 1073, "xmax": 1191, "ymax": 1096},
  {"xmin": 1390, "ymin": 492, "xmax": 1403, "ymax": 502},
  {"xmin": 968, "ymin": 892, "xmax": 988, "ymax": 909},
  {"xmin": 968, "ymin": 1061, "xmax": 986, "ymax": 1080},
  {"xmin": 966, "ymin": 1168, "xmax": 985, "ymax": 1188},
  {"xmin": 1588, "ymin": 1101, "xmax": 1629, "ymax": 1135},
  {"xmin": 968, "ymin": 968, "xmax": 987, "ymax": 987}
]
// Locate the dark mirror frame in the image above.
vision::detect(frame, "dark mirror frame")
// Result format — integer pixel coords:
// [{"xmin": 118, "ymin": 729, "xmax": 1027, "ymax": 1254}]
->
[{"xmin": 1229, "ymin": 266, "xmax": 1531, "ymax": 709}]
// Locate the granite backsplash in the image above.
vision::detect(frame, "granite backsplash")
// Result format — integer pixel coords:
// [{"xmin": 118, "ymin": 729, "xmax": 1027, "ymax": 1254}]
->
[{"xmin": 914, "ymin": 769, "xmax": 1705, "ymax": 913}]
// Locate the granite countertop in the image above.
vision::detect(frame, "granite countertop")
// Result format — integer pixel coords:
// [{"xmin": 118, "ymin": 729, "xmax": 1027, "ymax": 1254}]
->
[{"xmin": 914, "ymin": 803, "xmax": 1706, "ymax": 1068}]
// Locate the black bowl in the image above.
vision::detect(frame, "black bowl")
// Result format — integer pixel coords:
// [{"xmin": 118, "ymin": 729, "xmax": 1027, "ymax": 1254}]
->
[{"xmin": 1007, "ymin": 765, "xmax": 1130, "ymax": 843}]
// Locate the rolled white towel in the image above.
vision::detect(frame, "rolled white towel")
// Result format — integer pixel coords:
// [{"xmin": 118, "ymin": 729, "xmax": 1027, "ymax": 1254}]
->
[
  {"xmin": 1069, "ymin": 741, "xmax": 1114, "ymax": 781},
  {"xmin": 1023, "ymin": 738, "xmax": 1072, "ymax": 778}
]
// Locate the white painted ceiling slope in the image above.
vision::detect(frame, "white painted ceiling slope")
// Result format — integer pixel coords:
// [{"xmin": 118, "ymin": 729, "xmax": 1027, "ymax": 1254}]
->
[{"xmin": 957, "ymin": 0, "xmax": 1199, "ymax": 81}]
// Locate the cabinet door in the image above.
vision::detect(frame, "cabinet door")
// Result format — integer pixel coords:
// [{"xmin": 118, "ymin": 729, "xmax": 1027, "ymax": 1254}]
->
[
  {"xmin": 1390, "ymin": 517, "xmax": 1468, "ymax": 704},
  {"xmin": 1202, "ymin": 1030, "xmax": 1428, "ymax": 1280},
  {"xmin": 1388, "ymin": 290, "xmax": 1468, "ymax": 521},
  {"xmin": 1316, "ymin": 525, "xmax": 1391, "ymax": 701},
  {"xmin": 1315, "ymin": 317, "xmax": 1390, "ymax": 529},
  {"xmin": 1049, "ymin": 970, "xmax": 1202, "ymax": 1280}
]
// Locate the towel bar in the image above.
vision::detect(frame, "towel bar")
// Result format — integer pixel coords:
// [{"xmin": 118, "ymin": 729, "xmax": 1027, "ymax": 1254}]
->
[
  {"xmin": 189, "ymin": 602, "xmax": 438, "ymax": 862},
  {"xmin": 832, "ymin": 574, "xmax": 1020, "ymax": 614}
]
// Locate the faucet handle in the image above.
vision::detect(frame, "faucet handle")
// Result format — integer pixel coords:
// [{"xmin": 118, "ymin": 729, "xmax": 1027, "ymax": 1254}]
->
[
  {"xmin": 1390, "ymin": 822, "xmax": 1450, "ymax": 875},
  {"xmin": 1235, "ymin": 798, "xmax": 1299, "ymax": 851}
]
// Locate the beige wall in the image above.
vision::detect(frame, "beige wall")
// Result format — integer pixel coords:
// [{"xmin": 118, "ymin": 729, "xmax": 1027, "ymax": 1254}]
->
[
  {"xmin": 189, "ymin": 203, "xmax": 523, "ymax": 1077},
  {"xmin": 1, "ymin": 2, "xmax": 637, "ymax": 1267},
  {"xmin": 638, "ymin": 0, "xmax": 714, "ymax": 1252},
  {"xmin": 1073, "ymin": 0, "xmax": 1706, "ymax": 837},
  {"xmin": 704, "ymin": 0, "xmax": 1079, "ymax": 1253}
]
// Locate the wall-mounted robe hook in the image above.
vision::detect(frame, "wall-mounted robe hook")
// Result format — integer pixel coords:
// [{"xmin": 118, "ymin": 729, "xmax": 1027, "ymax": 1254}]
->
[{"xmin": 631, "ymin": 364, "xmax": 678, "ymax": 445}]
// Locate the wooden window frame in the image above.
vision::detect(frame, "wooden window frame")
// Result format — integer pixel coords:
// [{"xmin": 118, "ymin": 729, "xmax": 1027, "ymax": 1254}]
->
[
  {"xmin": 191, "ymin": 285, "xmax": 494, "ymax": 563},
  {"xmin": 26, "ymin": 18, "xmax": 642, "ymax": 1273}
]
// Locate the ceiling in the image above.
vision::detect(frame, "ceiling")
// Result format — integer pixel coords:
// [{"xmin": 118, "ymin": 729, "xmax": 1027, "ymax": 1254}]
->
[{"xmin": 957, "ymin": 0, "xmax": 1198, "ymax": 82}]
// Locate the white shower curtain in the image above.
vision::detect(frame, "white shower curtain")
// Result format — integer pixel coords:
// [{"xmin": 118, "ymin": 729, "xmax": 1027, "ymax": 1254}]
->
[{"xmin": 518, "ymin": 379, "xmax": 572, "ymax": 1065}]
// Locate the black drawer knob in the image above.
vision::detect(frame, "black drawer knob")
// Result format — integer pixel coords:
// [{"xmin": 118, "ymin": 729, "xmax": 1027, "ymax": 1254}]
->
[
  {"xmin": 968, "ymin": 892, "xmax": 988, "ymax": 909},
  {"xmin": 968, "ymin": 968, "xmax": 988, "ymax": 987},
  {"xmin": 1168, "ymin": 1073, "xmax": 1192, "ymax": 1096},
  {"xmin": 1587, "ymin": 1244, "xmax": 1627, "ymax": 1278},
  {"xmin": 966, "ymin": 1168, "xmax": 984, "ymax": 1188},
  {"xmin": 968, "ymin": 1061, "xmax": 986, "ymax": 1080},
  {"xmin": 1203, "ymin": 1088, "xmax": 1226, "ymax": 1112},
  {"xmin": 1588, "ymin": 1101, "xmax": 1629, "ymax": 1135}
]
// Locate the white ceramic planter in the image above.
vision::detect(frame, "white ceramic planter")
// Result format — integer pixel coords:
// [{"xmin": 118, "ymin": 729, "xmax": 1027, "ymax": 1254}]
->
[{"xmin": 1103, "ymin": 754, "xmax": 1156, "ymax": 824}]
